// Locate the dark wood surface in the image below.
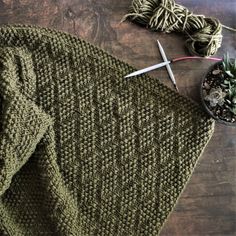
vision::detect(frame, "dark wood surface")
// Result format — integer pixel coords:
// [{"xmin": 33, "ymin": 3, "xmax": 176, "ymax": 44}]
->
[{"xmin": 0, "ymin": 0, "xmax": 235, "ymax": 235}]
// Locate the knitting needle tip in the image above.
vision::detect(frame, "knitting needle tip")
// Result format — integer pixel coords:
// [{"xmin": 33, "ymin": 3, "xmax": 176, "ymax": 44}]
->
[{"xmin": 174, "ymin": 84, "xmax": 179, "ymax": 92}]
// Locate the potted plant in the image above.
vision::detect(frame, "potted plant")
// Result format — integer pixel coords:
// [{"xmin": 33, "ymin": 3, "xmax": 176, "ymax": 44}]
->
[{"xmin": 201, "ymin": 53, "xmax": 236, "ymax": 125}]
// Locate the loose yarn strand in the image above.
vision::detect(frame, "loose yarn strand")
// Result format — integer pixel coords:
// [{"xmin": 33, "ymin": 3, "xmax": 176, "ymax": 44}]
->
[
  {"xmin": 122, "ymin": 0, "xmax": 235, "ymax": 57},
  {"xmin": 222, "ymin": 24, "xmax": 236, "ymax": 33}
]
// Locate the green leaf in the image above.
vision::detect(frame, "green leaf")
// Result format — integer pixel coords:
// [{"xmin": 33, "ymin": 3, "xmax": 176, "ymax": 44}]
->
[
  {"xmin": 228, "ymin": 89, "xmax": 233, "ymax": 98},
  {"xmin": 226, "ymin": 70, "xmax": 234, "ymax": 78},
  {"xmin": 224, "ymin": 80, "xmax": 230, "ymax": 84},
  {"xmin": 225, "ymin": 52, "xmax": 230, "ymax": 70},
  {"xmin": 221, "ymin": 83, "xmax": 228, "ymax": 88},
  {"xmin": 230, "ymin": 106, "xmax": 236, "ymax": 115},
  {"xmin": 230, "ymin": 79, "xmax": 236, "ymax": 84},
  {"xmin": 222, "ymin": 61, "xmax": 226, "ymax": 70},
  {"xmin": 233, "ymin": 96, "xmax": 236, "ymax": 104}
]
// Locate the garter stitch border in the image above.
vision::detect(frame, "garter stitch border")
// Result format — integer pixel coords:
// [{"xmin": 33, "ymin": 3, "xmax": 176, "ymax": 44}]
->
[{"xmin": 0, "ymin": 24, "xmax": 214, "ymax": 235}]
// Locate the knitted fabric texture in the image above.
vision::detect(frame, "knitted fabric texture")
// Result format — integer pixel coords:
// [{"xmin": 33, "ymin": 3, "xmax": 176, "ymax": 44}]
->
[{"xmin": 0, "ymin": 25, "xmax": 214, "ymax": 236}]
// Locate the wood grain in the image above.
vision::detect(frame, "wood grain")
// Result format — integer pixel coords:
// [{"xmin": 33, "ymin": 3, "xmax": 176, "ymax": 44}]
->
[{"xmin": 0, "ymin": 0, "xmax": 235, "ymax": 235}]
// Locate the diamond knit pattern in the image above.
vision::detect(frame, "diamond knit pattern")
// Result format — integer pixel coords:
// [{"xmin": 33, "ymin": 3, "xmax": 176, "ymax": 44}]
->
[{"xmin": 0, "ymin": 25, "xmax": 214, "ymax": 236}]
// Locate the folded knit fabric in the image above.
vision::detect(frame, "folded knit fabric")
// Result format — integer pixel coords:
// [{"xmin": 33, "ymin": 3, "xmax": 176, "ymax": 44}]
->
[{"xmin": 0, "ymin": 25, "xmax": 214, "ymax": 236}]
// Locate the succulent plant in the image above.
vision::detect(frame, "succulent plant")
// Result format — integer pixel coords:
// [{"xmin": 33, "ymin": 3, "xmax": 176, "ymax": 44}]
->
[
  {"xmin": 220, "ymin": 53, "xmax": 236, "ymax": 114},
  {"xmin": 223, "ymin": 52, "xmax": 236, "ymax": 78},
  {"xmin": 203, "ymin": 53, "xmax": 236, "ymax": 122},
  {"xmin": 204, "ymin": 87, "xmax": 226, "ymax": 107}
]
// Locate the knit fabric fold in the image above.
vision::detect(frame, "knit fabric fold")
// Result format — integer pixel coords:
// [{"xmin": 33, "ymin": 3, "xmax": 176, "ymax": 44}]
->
[
  {"xmin": 0, "ymin": 25, "xmax": 214, "ymax": 236},
  {"xmin": 0, "ymin": 46, "xmax": 53, "ymax": 197}
]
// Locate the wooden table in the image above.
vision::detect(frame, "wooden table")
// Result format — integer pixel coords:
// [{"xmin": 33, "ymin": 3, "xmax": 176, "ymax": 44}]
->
[{"xmin": 0, "ymin": 0, "xmax": 235, "ymax": 235}]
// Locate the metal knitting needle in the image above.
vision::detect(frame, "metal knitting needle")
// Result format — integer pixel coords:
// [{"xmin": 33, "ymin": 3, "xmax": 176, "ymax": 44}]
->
[
  {"xmin": 157, "ymin": 40, "xmax": 179, "ymax": 92},
  {"xmin": 124, "ymin": 61, "xmax": 171, "ymax": 78},
  {"xmin": 124, "ymin": 55, "xmax": 222, "ymax": 80}
]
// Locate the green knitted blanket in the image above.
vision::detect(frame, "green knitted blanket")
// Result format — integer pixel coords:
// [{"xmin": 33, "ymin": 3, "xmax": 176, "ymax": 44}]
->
[{"xmin": 0, "ymin": 25, "xmax": 214, "ymax": 236}]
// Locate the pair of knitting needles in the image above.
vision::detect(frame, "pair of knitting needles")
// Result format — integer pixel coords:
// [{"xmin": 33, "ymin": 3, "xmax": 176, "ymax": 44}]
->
[{"xmin": 124, "ymin": 40, "xmax": 222, "ymax": 91}]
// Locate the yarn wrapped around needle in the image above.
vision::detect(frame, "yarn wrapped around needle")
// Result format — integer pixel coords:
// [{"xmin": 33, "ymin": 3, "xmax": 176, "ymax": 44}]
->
[{"xmin": 122, "ymin": 0, "xmax": 224, "ymax": 57}]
